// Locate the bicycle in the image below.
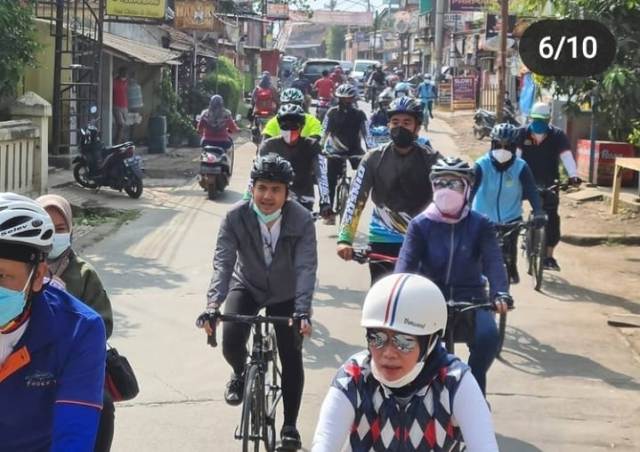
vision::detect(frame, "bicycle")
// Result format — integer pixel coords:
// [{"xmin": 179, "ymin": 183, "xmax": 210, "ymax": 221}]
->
[
  {"xmin": 326, "ymin": 152, "xmax": 361, "ymax": 230},
  {"xmin": 198, "ymin": 311, "xmax": 300, "ymax": 452}
]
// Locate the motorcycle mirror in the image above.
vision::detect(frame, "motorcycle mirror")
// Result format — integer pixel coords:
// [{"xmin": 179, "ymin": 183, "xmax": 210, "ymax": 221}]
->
[{"xmin": 90, "ymin": 106, "xmax": 98, "ymax": 114}]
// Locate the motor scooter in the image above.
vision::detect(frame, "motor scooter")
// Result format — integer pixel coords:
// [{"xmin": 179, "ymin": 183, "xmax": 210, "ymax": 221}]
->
[
  {"xmin": 198, "ymin": 143, "xmax": 234, "ymax": 200},
  {"xmin": 473, "ymin": 103, "xmax": 520, "ymax": 140}
]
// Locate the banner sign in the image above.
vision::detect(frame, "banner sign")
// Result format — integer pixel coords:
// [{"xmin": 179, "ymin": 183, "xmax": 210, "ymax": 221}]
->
[
  {"xmin": 175, "ymin": 0, "xmax": 215, "ymax": 30},
  {"xmin": 106, "ymin": 0, "xmax": 166, "ymax": 19},
  {"xmin": 450, "ymin": 0, "xmax": 489, "ymax": 12},
  {"xmin": 452, "ymin": 76, "xmax": 476, "ymax": 110}
]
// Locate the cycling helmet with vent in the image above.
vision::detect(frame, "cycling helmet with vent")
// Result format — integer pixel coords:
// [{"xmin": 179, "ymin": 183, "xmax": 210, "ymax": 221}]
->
[
  {"xmin": 335, "ymin": 84, "xmax": 357, "ymax": 99},
  {"xmin": 430, "ymin": 157, "xmax": 475, "ymax": 183},
  {"xmin": 250, "ymin": 154, "xmax": 294, "ymax": 185},
  {"xmin": 280, "ymin": 88, "xmax": 305, "ymax": 106},
  {"xmin": 490, "ymin": 123, "xmax": 519, "ymax": 147},
  {"xmin": 387, "ymin": 96, "xmax": 423, "ymax": 123},
  {"xmin": 276, "ymin": 104, "xmax": 305, "ymax": 128},
  {"xmin": 0, "ymin": 193, "xmax": 54, "ymax": 260}
]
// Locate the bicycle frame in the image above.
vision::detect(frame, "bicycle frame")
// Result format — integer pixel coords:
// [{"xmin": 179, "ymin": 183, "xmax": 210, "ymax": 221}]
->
[{"xmin": 444, "ymin": 300, "xmax": 495, "ymax": 354}]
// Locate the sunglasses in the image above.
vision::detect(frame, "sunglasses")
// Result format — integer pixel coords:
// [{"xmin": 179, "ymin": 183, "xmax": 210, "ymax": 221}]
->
[
  {"xmin": 279, "ymin": 122, "xmax": 301, "ymax": 131},
  {"xmin": 366, "ymin": 330, "xmax": 418, "ymax": 353},
  {"xmin": 432, "ymin": 178, "xmax": 466, "ymax": 191}
]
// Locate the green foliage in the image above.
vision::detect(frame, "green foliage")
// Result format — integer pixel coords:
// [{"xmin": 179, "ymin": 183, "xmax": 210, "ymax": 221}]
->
[
  {"xmin": 628, "ymin": 119, "xmax": 640, "ymax": 147},
  {"xmin": 200, "ymin": 74, "xmax": 242, "ymax": 116},
  {"xmin": 0, "ymin": 0, "xmax": 39, "ymax": 98},
  {"xmin": 154, "ymin": 70, "xmax": 194, "ymax": 139},
  {"xmin": 325, "ymin": 26, "xmax": 347, "ymax": 60},
  {"xmin": 518, "ymin": 0, "xmax": 640, "ymax": 141},
  {"xmin": 217, "ymin": 0, "xmax": 311, "ymax": 14}
]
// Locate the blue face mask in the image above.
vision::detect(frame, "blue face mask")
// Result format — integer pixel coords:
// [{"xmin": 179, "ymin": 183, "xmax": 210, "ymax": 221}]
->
[
  {"xmin": 529, "ymin": 119, "xmax": 549, "ymax": 134},
  {"xmin": 251, "ymin": 202, "xmax": 282, "ymax": 224},
  {"xmin": 0, "ymin": 269, "xmax": 34, "ymax": 328}
]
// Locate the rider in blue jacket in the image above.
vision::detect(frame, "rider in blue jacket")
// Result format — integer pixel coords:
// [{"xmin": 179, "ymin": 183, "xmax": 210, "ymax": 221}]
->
[
  {"xmin": 472, "ymin": 123, "xmax": 546, "ymax": 284},
  {"xmin": 0, "ymin": 193, "xmax": 106, "ymax": 452},
  {"xmin": 395, "ymin": 158, "xmax": 512, "ymax": 395}
]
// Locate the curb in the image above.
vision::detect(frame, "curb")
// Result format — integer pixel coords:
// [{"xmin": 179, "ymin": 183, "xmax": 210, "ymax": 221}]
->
[{"xmin": 561, "ymin": 233, "xmax": 640, "ymax": 246}]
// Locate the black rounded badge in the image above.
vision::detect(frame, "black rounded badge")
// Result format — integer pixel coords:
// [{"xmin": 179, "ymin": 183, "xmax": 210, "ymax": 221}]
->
[{"xmin": 519, "ymin": 20, "xmax": 616, "ymax": 76}]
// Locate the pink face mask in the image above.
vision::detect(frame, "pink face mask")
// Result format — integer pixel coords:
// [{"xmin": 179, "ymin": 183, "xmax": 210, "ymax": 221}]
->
[{"xmin": 433, "ymin": 188, "xmax": 466, "ymax": 216}]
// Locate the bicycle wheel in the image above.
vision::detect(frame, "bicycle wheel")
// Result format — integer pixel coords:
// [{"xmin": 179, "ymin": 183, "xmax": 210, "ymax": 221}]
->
[
  {"xmin": 263, "ymin": 330, "xmax": 279, "ymax": 452},
  {"xmin": 336, "ymin": 179, "xmax": 350, "ymax": 229},
  {"xmin": 496, "ymin": 312, "xmax": 507, "ymax": 358},
  {"xmin": 531, "ymin": 227, "xmax": 547, "ymax": 291},
  {"xmin": 241, "ymin": 365, "xmax": 263, "ymax": 452}
]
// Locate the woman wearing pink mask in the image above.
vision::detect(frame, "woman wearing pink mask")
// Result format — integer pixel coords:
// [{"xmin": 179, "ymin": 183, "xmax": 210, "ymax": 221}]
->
[{"xmin": 394, "ymin": 157, "xmax": 512, "ymax": 395}]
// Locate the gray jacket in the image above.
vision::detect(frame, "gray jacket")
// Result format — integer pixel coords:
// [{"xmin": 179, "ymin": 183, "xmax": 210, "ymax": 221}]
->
[{"xmin": 207, "ymin": 200, "xmax": 317, "ymax": 314}]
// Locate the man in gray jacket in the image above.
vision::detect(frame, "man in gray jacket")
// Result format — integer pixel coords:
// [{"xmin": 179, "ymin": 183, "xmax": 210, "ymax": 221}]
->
[{"xmin": 204, "ymin": 154, "xmax": 316, "ymax": 450}]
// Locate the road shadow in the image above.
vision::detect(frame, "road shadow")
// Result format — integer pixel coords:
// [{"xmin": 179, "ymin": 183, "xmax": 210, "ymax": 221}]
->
[
  {"xmin": 499, "ymin": 325, "xmax": 640, "ymax": 391},
  {"xmin": 496, "ymin": 434, "xmax": 542, "ymax": 452},
  {"xmin": 303, "ymin": 320, "xmax": 363, "ymax": 371},
  {"xmin": 110, "ymin": 309, "xmax": 142, "ymax": 339},
  {"xmin": 314, "ymin": 284, "xmax": 367, "ymax": 311},
  {"xmin": 541, "ymin": 273, "xmax": 640, "ymax": 315}
]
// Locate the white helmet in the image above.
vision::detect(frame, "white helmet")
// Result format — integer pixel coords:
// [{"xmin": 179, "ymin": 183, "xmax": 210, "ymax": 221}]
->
[
  {"xmin": 361, "ymin": 273, "xmax": 447, "ymax": 337},
  {"xmin": 530, "ymin": 102, "xmax": 551, "ymax": 119},
  {"xmin": 0, "ymin": 193, "xmax": 54, "ymax": 254}
]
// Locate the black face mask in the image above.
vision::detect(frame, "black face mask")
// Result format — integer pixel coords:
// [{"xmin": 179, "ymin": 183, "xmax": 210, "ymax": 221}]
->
[{"xmin": 390, "ymin": 126, "xmax": 415, "ymax": 148}]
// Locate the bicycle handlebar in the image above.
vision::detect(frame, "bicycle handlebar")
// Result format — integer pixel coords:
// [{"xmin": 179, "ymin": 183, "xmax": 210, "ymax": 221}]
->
[
  {"xmin": 446, "ymin": 299, "xmax": 515, "ymax": 313},
  {"xmin": 197, "ymin": 311, "xmax": 295, "ymax": 348},
  {"xmin": 352, "ymin": 247, "xmax": 398, "ymax": 265}
]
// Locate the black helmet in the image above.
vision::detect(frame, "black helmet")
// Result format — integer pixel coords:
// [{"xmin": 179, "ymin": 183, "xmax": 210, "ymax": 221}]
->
[
  {"xmin": 276, "ymin": 104, "xmax": 305, "ymax": 128},
  {"xmin": 335, "ymin": 84, "xmax": 357, "ymax": 99},
  {"xmin": 250, "ymin": 154, "xmax": 294, "ymax": 185},
  {"xmin": 430, "ymin": 157, "xmax": 475, "ymax": 183},
  {"xmin": 387, "ymin": 96, "xmax": 423, "ymax": 123}
]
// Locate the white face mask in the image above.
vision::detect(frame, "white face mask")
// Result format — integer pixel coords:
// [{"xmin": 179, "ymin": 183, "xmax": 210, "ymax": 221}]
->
[
  {"xmin": 491, "ymin": 148, "xmax": 514, "ymax": 164},
  {"xmin": 371, "ymin": 358, "xmax": 425, "ymax": 388},
  {"xmin": 49, "ymin": 233, "xmax": 71, "ymax": 260}
]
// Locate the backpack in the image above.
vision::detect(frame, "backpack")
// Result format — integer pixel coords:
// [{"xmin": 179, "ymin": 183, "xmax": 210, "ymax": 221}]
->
[{"xmin": 255, "ymin": 87, "xmax": 274, "ymax": 112}]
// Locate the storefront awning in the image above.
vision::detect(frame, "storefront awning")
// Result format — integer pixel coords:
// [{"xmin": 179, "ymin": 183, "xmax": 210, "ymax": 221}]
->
[{"xmin": 103, "ymin": 32, "xmax": 182, "ymax": 66}]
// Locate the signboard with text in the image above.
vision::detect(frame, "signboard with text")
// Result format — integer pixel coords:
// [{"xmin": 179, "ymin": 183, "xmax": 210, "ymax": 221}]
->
[
  {"xmin": 175, "ymin": 0, "xmax": 215, "ymax": 30},
  {"xmin": 106, "ymin": 0, "xmax": 166, "ymax": 19},
  {"xmin": 452, "ymin": 76, "xmax": 476, "ymax": 110},
  {"xmin": 450, "ymin": 0, "xmax": 489, "ymax": 12}
]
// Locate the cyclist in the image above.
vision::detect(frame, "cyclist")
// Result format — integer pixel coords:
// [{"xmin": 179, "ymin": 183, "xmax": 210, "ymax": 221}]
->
[
  {"xmin": 368, "ymin": 91, "xmax": 393, "ymax": 129},
  {"xmin": 365, "ymin": 64, "xmax": 387, "ymax": 107},
  {"xmin": 36, "ymin": 194, "xmax": 115, "ymax": 452},
  {"xmin": 262, "ymin": 88, "xmax": 322, "ymax": 140},
  {"xmin": 471, "ymin": 123, "xmax": 546, "ymax": 284},
  {"xmin": 197, "ymin": 94, "xmax": 240, "ymax": 150},
  {"xmin": 321, "ymin": 83, "xmax": 370, "ymax": 225},
  {"xmin": 516, "ymin": 102, "xmax": 581, "ymax": 271},
  {"xmin": 255, "ymin": 104, "xmax": 330, "ymax": 216},
  {"xmin": 393, "ymin": 80, "xmax": 413, "ymax": 98},
  {"xmin": 336, "ymin": 97, "xmax": 441, "ymax": 284},
  {"xmin": 395, "ymin": 157, "xmax": 512, "ymax": 395},
  {"xmin": 417, "ymin": 73, "xmax": 438, "ymax": 125},
  {"xmin": 0, "ymin": 193, "xmax": 106, "ymax": 451},
  {"xmin": 312, "ymin": 273, "xmax": 498, "ymax": 452},
  {"xmin": 313, "ymin": 70, "xmax": 335, "ymax": 102},
  {"xmin": 202, "ymin": 155, "xmax": 316, "ymax": 450}
]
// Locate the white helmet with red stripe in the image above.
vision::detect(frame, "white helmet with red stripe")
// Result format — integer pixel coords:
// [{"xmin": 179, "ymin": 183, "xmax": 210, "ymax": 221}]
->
[{"xmin": 361, "ymin": 273, "xmax": 447, "ymax": 336}]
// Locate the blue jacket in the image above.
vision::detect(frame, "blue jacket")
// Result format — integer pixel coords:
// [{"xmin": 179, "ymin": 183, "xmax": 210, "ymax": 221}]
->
[
  {"xmin": 472, "ymin": 153, "xmax": 542, "ymax": 224},
  {"xmin": 395, "ymin": 210, "xmax": 508, "ymax": 300},
  {"xmin": 0, "ymin": 285, "xmax": 106, "ymax": 452},
  {"xmin": 417, "ymin": 81, "xmax": 437, "ymax": 100}
]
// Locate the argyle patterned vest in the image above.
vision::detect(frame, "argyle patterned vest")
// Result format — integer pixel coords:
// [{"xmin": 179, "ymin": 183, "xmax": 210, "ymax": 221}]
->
[{"xmin": 332, "ymin": 351, "xmax": 468, "ymax": 452}]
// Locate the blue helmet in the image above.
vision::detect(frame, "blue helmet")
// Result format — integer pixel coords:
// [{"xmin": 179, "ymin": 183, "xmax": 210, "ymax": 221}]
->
[{"xmin": 387, "ymin": 96, "xmax": 423, "ymax": 123}]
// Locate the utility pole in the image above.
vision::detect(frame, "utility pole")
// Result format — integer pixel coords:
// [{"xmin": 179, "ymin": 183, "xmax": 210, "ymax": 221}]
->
[
  {"xmin": 496, "ymin": 0, "xmax": 508, "ymax": 122},
  {"xmin": 434, "ymin": 0, "xmax": 445, "ymax": 80}
]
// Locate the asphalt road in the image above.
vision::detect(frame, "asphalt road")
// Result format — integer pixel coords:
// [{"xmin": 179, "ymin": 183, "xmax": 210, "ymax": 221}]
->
[{"xmin": 84, "ymin": 113, "xmax": 640, "ymax": 451}]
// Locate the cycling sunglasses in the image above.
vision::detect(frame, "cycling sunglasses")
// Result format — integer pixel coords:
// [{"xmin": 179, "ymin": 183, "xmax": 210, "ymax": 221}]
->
[
  {"xmin": 432, "ymin": 178, "xmax": 466, "ymax": 191},
  {"xmin": 366, "ymin": 330, "xmax": 418, "ymax": 353},
  {"xmin": 279, "ymin": 121, "xmax": 302, "ymax": 131}
]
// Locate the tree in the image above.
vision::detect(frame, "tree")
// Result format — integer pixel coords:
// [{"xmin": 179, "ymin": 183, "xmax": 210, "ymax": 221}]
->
[
  {"xmin": 0, "ymin": 0, "xmax": 39, "ymax": 99},
  {"xmin": 515, "ymin": 0, "xmax": 640, "ymax": 141},
  {"xmin": 326, "ymin": 26, "xmax": 347, "ymax": 60}
]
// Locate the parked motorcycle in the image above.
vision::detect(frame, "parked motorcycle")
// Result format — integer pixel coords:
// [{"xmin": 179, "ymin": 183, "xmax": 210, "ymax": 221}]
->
[
  {"xmin": 473, "ymin": 104, "xmax": 520, "ymax": 140},
  {"xmin": 198, "ymin": 143, "xmax": 234, "ymax": 200},
  {"xmin": 315, "ymin": 97, "xmax": 331, "ymax": 123},
  {"xmin": 72, "ymin": 107, "xmax": 144, "ymax": 198}
]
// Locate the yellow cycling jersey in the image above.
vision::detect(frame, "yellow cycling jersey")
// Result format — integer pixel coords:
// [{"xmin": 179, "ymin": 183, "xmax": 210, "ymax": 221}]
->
[{"xmin": 262, "ymin": 113, "xmax": 322, "ymax": 138}]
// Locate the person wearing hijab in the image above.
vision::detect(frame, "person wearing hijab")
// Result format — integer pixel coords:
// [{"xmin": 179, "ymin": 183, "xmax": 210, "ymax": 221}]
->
[
  {"xmin": 36, "ymin": 194, "xmax": 115, "ymax": 452},
  {"xmin": 197, "ymin": 94, "xmax": 240, "ymax": 150}
]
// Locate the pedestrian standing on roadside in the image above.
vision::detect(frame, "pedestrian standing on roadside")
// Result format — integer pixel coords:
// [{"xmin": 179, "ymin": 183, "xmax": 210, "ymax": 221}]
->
[
  {"xmin": 36, "ymin": 194, "xmax": 115, "ymax": 452},
  {"xmin": 112, "ymin": 67, "xmax": 128, "ymax": 144}
]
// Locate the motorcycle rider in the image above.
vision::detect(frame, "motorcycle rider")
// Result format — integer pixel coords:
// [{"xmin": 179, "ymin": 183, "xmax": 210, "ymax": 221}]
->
[
  {"xmin": 516, "ymin": 102, "xmax": 581, "ymax": 271},
  {"xmin": 250, "ymin": 72, "xmax": 279, "ymax": 120},
  {"xmin": 313, "ymin": 70, "xmax": 335, "ymax": 102},
  {"xmin": 290, "ymin": 70, "xmax": 312, "ymax": 111},
  {"xmin": 336, "ymin": 97, "xmax": 441, "ymax": 283},
  {"xmin": 256, "ymin": 104, "xmax": 331, "ymax": 216},
  {"xmin": 366, "ymin": 64, "xmax": 386, "ymax": 108},
  {"xmin": 321, "ymin": 84, "xmax": 370, "ymax": 225},
  {"xmin": 262, "ymin": 88, "xmax": 322, "ymax": 140},
  {"xmin": 471, "ymin": 123, "xmax": 546, "ymax": 284},
  {"xmin": 417, "ymin": 73, "xmax": 438, "ymax": 124},
  {"xmin": 0, "ymin": 193, "xmax": 107, "ymax": 451},
  {"xmin": 330, "ymin": 65, "xmax": 345, "ymax": 88},
  {"xmin": 201, "ymin": 155, "xmax": 316, "ymax": 450},
  {"xmin": 395, "ymin": 157, "xmax": 512, "ymax": 395},
  {"xmin": 312, "ymin": 274, "xmax": 499, "ymax": 452},
  {"xmin": 197, "ymin": 94, "xmax": 240, "ymax": 150}
]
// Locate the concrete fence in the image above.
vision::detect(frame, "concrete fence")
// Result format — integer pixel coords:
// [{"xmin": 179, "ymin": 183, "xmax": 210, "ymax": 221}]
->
[{"xmin": 0, "ymin": 92, "xmax": 51, "ymax": 196}]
